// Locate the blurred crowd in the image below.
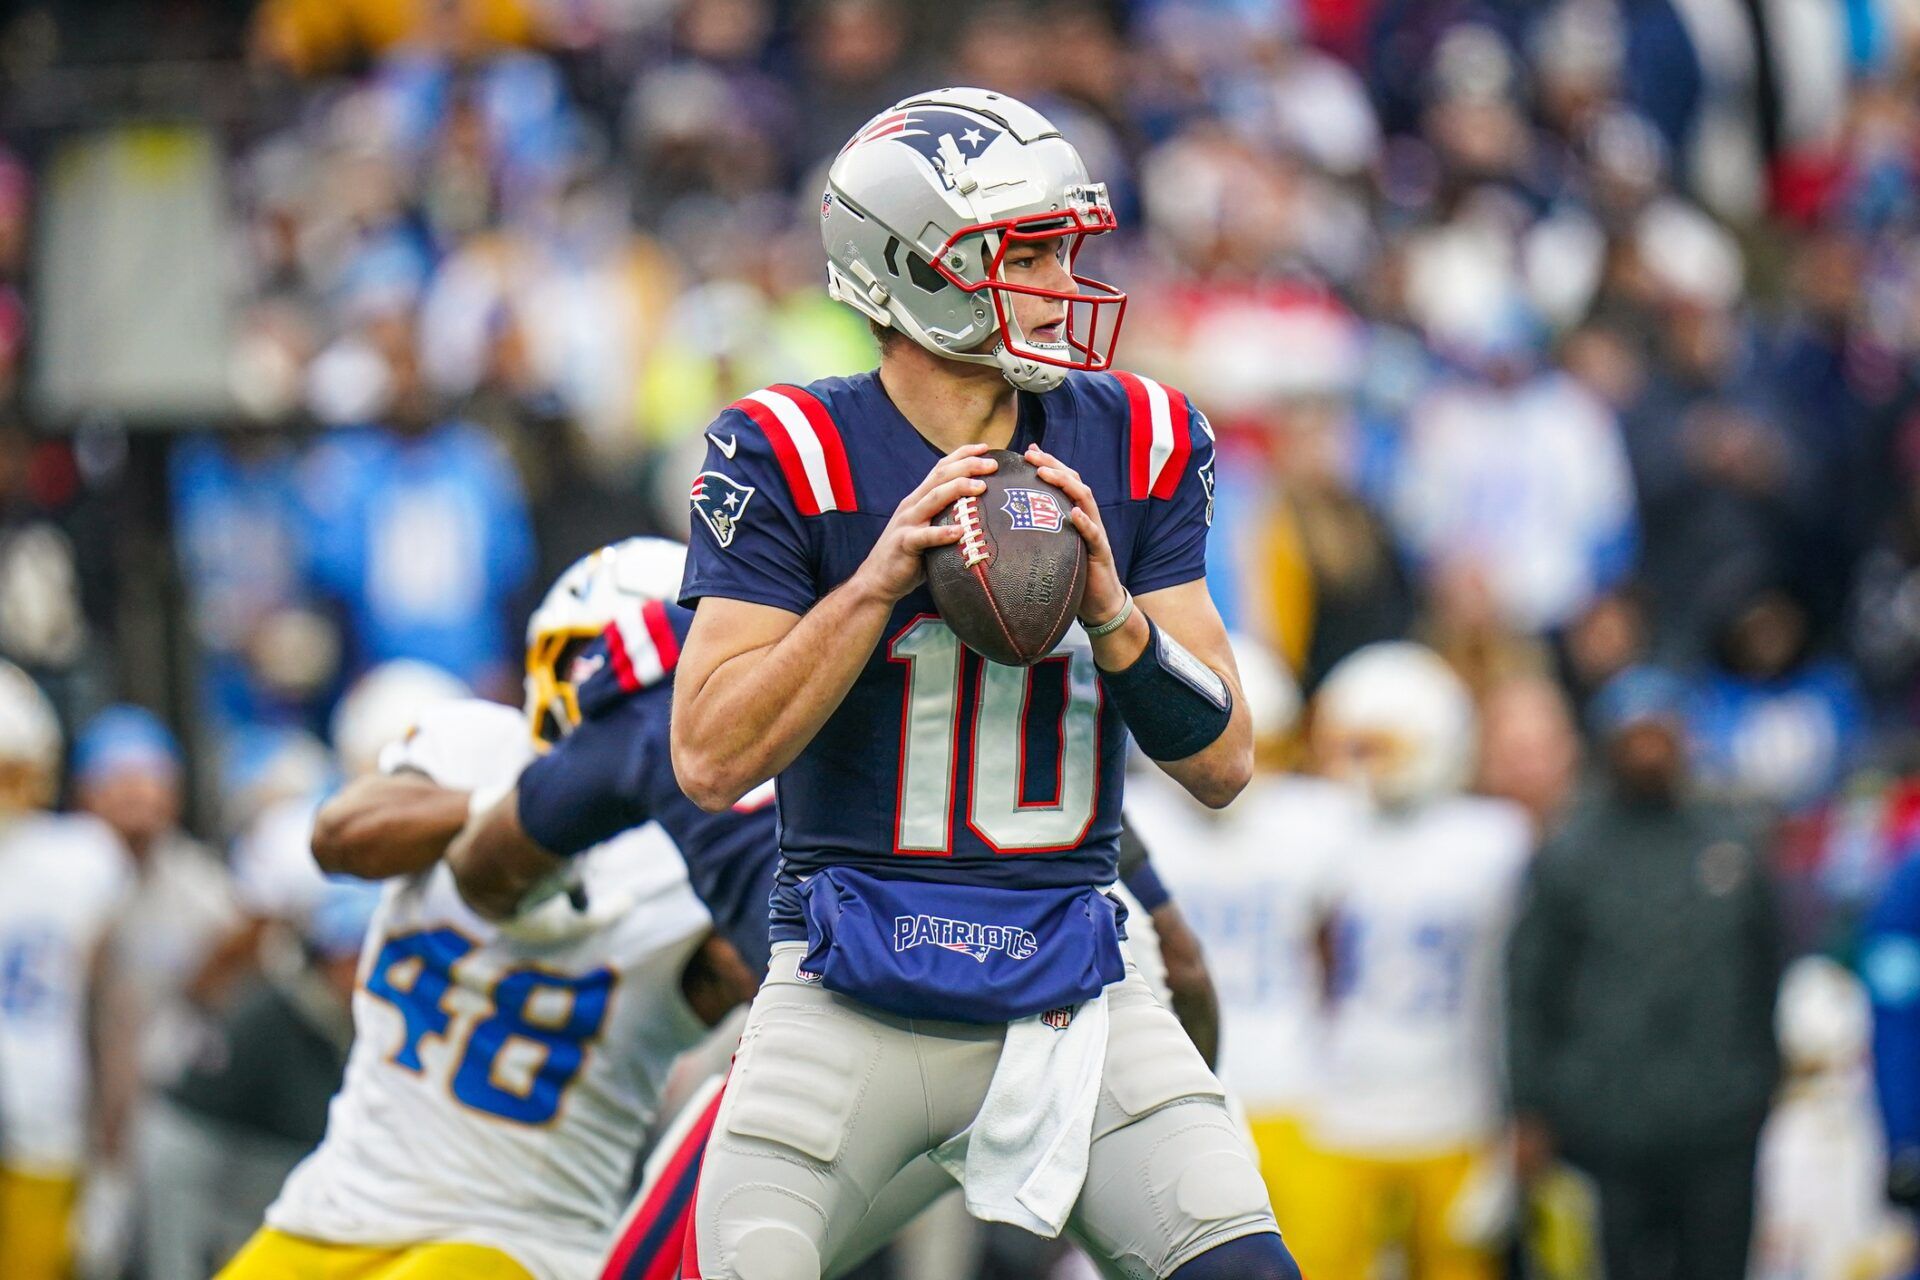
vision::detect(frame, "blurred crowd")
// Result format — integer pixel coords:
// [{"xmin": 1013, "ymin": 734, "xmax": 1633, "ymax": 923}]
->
[{"xmin": 5, "ymin": 0, "xmax": 1920, "ymax": 1276}]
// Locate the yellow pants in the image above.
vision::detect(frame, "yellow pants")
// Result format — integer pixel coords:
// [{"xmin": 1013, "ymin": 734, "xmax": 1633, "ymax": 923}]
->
[
  {"xmin": 216, "ymin": 1227, "xmax": 537, "ymax": 1280},
  {"xmin": 1245, "ymin": 1112, "xmax": 1318, "ymax": 1243},
  {"xmin": 0, "ymin": 1166, "xmax": 78, "ymax": 1280},
  {"xmin": 1281, "ymin": 1142, "xmax": 1500, "ymax": 1280}
]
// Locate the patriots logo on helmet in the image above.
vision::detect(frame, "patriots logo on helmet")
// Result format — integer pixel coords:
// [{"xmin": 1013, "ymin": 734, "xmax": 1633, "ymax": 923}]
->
[
  {"xmin": 691, "ymin": 471, "xmax": 755, "ymax": 549},
  {"xmin": 844, "ymin": 108, "xmax": 1004, "ymax": 189},
  {"xmin": 1002, "ymin": 488, "xmax": 1065, "ymax": 532}
]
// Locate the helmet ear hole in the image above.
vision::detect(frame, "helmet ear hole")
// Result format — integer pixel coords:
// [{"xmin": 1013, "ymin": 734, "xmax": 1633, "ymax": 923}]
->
[{"xmin": 905, "ymin": 252, "xmax": 949, "ymax": 294}]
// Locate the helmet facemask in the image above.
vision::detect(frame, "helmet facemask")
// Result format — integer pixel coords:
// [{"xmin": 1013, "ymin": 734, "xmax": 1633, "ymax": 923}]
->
[{"xmin": 927, "ymin": 186, "xmax": 1126, "ymax": 390}]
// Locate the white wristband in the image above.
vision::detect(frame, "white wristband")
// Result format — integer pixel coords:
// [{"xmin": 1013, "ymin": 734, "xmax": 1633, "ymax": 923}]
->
[{"xmin": 1085, "ymin": 593, "xmax": 1135, "ymax": 638}]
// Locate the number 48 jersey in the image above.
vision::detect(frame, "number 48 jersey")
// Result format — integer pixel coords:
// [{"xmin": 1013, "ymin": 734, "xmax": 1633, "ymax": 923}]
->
[
  {"xmin": 680, "ymin": 368, "xmax": 1216, "ymax": 940},
  {"xmin": 266, "ymin": 699, "xmax": 712, "ymax": 1280}
]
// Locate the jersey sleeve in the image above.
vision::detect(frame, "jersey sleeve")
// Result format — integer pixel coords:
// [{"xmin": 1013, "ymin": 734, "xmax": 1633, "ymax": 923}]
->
[
  {"xmin": 1116, "ymin": 814, "xmax": 1173, "ymax": 913},
  {"xmin": 575, "ymin": 603, "xmax": 694, "ymax": 721},
  {"xmin": 1123, "ymin": 380, "xmax": 1217, "ymax": 596},
  {"xmin": 679, "ymin": 407, "xmax": 818, "ymax": 616},
  {"xmin": 515, "ymin": 696, "xmax": 662, "ymax": 858}
]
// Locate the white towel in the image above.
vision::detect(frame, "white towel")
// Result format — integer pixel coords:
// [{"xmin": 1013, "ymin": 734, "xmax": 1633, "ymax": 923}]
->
[{"xmin": 931, "ymin": 990, "xmax": 1109, "ymax": 1238}]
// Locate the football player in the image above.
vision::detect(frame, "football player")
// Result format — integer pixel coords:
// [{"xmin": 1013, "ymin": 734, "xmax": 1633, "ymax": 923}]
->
[
  {"xmin": 637, "ymin": 87, "xmax": 1297, "ymax": 1280},
  {"xmin": 1124, "ymin": 635, "xmax": 1358, "ymax": 1237},
  {"xmin": 0, "ymin": 661, "xmax": 136, "ymax": 1280},
  {"xmin": 447, "ymin": 561, "xmax": 1222, "ymax": 1279},
  {"xmin": 216, "ymin": 540, "xmax": 760, "ymax": 1280},
  {"xmin": 1287, "ymin": 642, "xmax": 1532, "ymax": 1280}
]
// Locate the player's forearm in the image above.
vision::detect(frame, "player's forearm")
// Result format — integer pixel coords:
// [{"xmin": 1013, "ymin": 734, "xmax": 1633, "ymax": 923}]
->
[
  {"xmin": 312, "ymin": 774, "xmax": 471, "ymax": 879},
  {"xmin": 1149, "ymin": 697, "xmax": 1252, "ymax": 809},
  {"xmin": 674, "ymin": 577, "xmax": 897, "ymax": 810},
  {"xmin": 448, "ymin": 789, "xmax": 566, "ymax": 921}
]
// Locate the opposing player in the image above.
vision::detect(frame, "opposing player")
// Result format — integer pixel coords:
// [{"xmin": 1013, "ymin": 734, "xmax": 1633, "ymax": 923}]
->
[
  {"xmin": 1287, "ymin": 643, "xmax": 1531, "ymax": 1280},
  {"xmin": 662, "ymin": 87, "xmax": 1297, "ymax": 1280},
  {"xmin": 0, "ymin": 662, "xmax": 135, "ymax": 1280},
  {"xmin": 1125, "ymin": 635, "xmax": 1358, "ymax": 1234},
  {"xmin": 217, "ymin": 541, "xmax": 754, "ymax": 1280}
]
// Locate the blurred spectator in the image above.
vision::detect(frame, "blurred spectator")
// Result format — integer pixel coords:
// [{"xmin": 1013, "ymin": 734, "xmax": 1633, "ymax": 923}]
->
[
  {"xmin": 71, "ymin": 707, "xmax": 245, "ymax": 1085},
  {"xmin": 1291, "ymin": 643, "xmax": 1531, "ymax": 1280},
  {"xmin": 1686, "ymin": 582, "xmax": 1868, "ymax": 812},
  {"xmin": 300, "ymin": 314, "xmax": 536, "ymax": 700},
  {"xmin": 0, "ymin": 664, "xmax": 136, "ymax": 1280},
  {"xmin": 172, "ymin": 432, "xmax": 335, "ymax": 737},
  {"xmin": 1196, "ymin": 295, "xmax": 1417, "ymax": 686},
  {"xmin": 140, "ymin": 878, "xmax": 379, "ymax": 1280},
  {"xmin": 1392, "ymin": 266, "xmax": 1638, "ymax": 635},
  {"xmin": 1476, "ymin": 672, "xmax": 1582, "ymax": 835},
  {"xmin": 1508, "ymin": 666, "xmax": 1785, "ymax": 1280},
  {"xmin": 0, "ymin": 420, "xmax": 110, "ymax": 711}
]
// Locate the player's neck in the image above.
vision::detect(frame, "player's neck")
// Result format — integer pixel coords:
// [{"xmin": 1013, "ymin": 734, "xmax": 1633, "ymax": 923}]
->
[{"xmin": 878, "ymin": 346, "xmax": 1019, "ymax": 454}]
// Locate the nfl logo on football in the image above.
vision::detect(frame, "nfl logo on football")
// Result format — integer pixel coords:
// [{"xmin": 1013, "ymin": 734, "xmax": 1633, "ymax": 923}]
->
[{"xmin": 1003, "ymin": 488, "xmax": 1065, "ymax": 533}]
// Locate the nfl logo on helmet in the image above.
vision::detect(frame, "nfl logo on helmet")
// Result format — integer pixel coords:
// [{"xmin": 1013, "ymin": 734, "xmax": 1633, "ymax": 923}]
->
[{"xmin": 1002, "ymin": 488, "xmax": 1065, "ymax": 533}]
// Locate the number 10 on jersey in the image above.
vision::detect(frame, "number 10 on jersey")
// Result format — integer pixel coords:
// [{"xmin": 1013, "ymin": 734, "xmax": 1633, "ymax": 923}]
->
[{"xmin": 890, "ymin": 616, "xmax": 1101, "ymax": 854}]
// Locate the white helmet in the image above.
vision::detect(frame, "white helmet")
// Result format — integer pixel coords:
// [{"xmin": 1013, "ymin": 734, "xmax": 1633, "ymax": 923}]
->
[
  {"xmin": 1776, "ymin": 955, "xmax": 1870, "ymax": 1073},
  {"xmin": 331, "ymin": 660, "xmax": 470, "ymax": 779},
  {"xmin": 822, "ymin": 87, "xmax": 1126, "ymax": 393},
  {"xmin": 1315, "ymin": 642, "xmax": 1476, "ymax": 809},
  {"xmin": 1227, "ymin": 632, "xmax": 1301, "ymax": 750},
  {"xmin": 525, "ymin": 537, "xmax": 688, "ymax": 743},
  {"xmin": 0, "ymin": 660, "xmax": 61, "ymax": 811}
]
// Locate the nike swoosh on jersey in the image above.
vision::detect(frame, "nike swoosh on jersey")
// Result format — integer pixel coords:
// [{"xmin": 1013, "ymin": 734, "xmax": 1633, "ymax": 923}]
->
[{"xmin": 708, "ymin": 433, "xmax": 738, "ymax": 459}]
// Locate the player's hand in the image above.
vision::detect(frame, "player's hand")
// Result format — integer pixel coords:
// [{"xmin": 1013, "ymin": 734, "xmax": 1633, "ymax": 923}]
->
[
  {"xmin": 853, "ymin": 445, "xmax": 998, "ymax": 603},
  {"xmin": 1025, "ymin": 444, "xmax": 1125, "ymax": 625}
]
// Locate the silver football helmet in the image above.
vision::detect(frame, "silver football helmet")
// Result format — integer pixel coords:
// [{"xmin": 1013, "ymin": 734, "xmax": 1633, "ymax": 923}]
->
[{"xmin": 822, "ymin": 87, "xmax": 1126, "ymax": 393}]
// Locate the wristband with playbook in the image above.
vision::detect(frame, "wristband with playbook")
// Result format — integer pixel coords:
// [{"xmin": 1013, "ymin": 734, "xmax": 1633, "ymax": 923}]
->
[{"xmin": 1100, "ymin": 617, "xmax": 1233, "ymax": 761}]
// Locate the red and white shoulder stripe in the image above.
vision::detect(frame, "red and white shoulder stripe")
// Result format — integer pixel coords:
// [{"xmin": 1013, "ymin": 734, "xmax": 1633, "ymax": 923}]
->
[
  {"xmin": 1113, "ymin": 371, "xmax": 1198, "ymax": 501},
  {"xmin": 726, "ymin": 384, "xmax": 858, "ymax": 517},
  {"xmin": 604, "ymin": 599, "xmax": 681, "ymax": 693}
]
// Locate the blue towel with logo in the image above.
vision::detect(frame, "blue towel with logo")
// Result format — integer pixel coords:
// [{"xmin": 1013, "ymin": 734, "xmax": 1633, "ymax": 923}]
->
[{"xmin": 795, "ymin": 868, "xmax": 1127, "ymax": 1024}]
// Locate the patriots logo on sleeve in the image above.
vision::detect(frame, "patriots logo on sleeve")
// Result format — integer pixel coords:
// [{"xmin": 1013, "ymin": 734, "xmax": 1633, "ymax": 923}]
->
[
  {"xmin": 1003, "ymin": 488, "xmax": 1065, "ymax": 532},
  {"xmin": 691, "ymin": 471, "xmax": 755, "ymax": 549},
  {"xmin": 1199, "ymin": 454, "xmax": 1216, "ymax": 527}
]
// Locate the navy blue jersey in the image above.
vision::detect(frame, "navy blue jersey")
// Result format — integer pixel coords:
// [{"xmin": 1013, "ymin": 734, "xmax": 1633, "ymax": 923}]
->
[
  {"xmin": 680, "ymin": 369, "xmax": 1215, "ymax": 939},
  {"xmin": 515, "ymin": 599, "xmax": 780, "ymax": 975}
]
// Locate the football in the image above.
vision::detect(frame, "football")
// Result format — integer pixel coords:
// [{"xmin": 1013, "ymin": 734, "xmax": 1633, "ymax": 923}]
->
[{"xmin": 926, "ymin": 449, "xmax": 1088, "ymax": 666}]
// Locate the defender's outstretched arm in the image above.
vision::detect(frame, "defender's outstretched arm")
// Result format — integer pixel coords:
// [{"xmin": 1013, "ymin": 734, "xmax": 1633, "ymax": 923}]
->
[{"xmin": 311, "ymin": 772, "xmax": 471, "ymax": 879}]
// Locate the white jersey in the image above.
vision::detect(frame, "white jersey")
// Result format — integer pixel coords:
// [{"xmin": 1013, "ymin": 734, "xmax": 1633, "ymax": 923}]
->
[
  {"xmin": 1310, "ymin": 795, "xmax": 1531, "ymax": 1154},
  {"xmin": 267, "ymin": 700, "xmax": 714, "ymax": 1280},
  {"xmin": 0, "ymin": 811, "xmax": 131, "ymax": 1174},
  {"xmin": 1124, "ymin": 770, "xmax": 1359, "ymax": 1115}
]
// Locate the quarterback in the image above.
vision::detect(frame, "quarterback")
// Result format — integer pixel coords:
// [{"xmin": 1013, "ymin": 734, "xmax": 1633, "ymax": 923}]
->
[
  {"xmin": 217, "ymin": 542, "xmax": 759, "ymax": 1280},
  {"xmin": 663, "ymin": 88, "xmax": 1298, "ymax": 1280}
]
